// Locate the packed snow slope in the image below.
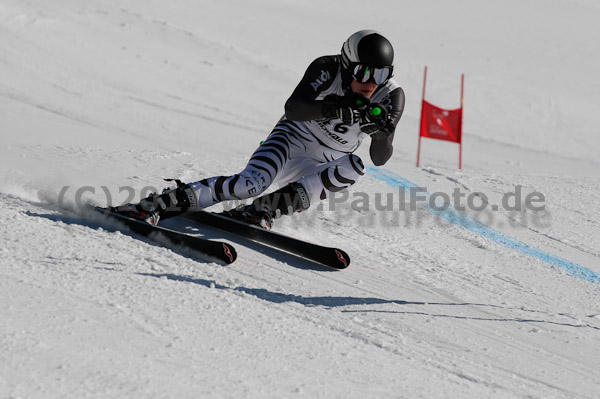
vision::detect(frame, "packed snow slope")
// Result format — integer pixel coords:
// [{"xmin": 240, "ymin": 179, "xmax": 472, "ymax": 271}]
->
[{"xmin": 1, "ymin": 1, "xmax": 600, "ymax": 398}]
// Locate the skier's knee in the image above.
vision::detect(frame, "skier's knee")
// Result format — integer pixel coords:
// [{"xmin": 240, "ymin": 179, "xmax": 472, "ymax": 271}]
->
[
  {"xmin": 347, "ymin": 154, "xmax": 365, "ymax": 177},
  {"xmin": 234, "ymin": 169, "xmax": 271, "ymax": 199}
]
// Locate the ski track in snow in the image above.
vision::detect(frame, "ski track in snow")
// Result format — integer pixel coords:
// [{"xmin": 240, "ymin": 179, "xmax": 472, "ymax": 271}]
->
[
  {"xmin": 2, "ymin": 0, "xmax": 600, "ymax": 398},
  {"xmin": 3, "ymin": 185, "xmax": 600, "ymax": 399}
]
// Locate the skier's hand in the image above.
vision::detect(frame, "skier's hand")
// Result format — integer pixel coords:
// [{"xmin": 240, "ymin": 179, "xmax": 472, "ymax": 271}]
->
[
  {"xmin": 340, "ymin": 92, "xmax": 370, "ymax": 112},
  {"xmin": 322, "ymin": 93, "xmax": 369, "ymax": 125},
  {"xmin": 360, "ymin": 103, "xmax": 389, "ymax": 135}
]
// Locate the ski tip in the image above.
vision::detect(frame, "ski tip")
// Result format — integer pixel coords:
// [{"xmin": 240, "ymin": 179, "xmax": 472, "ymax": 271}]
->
[
  {"xmin": 333, "ymin": 249, "xmax": 351, "ymax": 269},
  {"xmin": 222, "ymin": 243, "xmax": 237, "ymax": 264}
]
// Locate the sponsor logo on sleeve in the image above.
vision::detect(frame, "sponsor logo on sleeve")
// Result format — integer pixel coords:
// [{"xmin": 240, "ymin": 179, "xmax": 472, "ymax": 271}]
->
[{"xmin": 311, "ymin": 69, "xmax": 331, "ymax": 91}]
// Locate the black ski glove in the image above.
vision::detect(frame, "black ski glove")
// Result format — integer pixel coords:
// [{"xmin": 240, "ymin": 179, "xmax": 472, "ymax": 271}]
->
[
  {"xmin": 321, "ymin": 93, "xmax": 369, "ymax": 125},
  {"xmin": 359, "ymin": 103, "xmax": 389, "ymax": 135}
]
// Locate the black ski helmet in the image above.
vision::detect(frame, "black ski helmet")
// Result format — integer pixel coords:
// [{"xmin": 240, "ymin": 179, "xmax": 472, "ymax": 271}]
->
[{"xmin": 340, "ymin": 30, "xmax": 394, "ymax": 70}]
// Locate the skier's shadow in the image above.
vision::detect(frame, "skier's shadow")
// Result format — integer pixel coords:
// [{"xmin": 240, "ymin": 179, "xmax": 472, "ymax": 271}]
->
[
  {"xmin": 137, "ymin": 272, "xmax": 600, "ymax": 331},
  {"xmin": 138, "ymin": 272, "xmax": 411, "ymax": 307}
]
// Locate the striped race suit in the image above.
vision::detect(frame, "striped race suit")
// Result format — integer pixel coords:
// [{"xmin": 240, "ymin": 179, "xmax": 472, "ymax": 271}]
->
[{"xmin": 189, "ymin": 55, "xmax": 405, "ymax": 210}]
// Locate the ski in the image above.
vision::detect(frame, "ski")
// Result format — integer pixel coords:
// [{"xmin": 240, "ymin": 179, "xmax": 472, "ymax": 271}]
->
[
  {"xmin": 181, "ymin": 211, "xmax": 350, "ymax": 269},
  {"xmin": 93, "ymin": 207, "xmax": 237, "ymax": 264}
]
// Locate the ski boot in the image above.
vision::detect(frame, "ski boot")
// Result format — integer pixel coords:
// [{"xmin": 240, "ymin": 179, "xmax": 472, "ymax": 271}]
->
[
  {"xmin": 221, "ymin": 182, "xmax": 310, "ymax": 230},
  {"xmin": 222, "ymin": 204, "xmax": 275, "ymax": 230},
  {"xmin": 113, "ymin": 180, "xmax": 196, "ymax": 225}
]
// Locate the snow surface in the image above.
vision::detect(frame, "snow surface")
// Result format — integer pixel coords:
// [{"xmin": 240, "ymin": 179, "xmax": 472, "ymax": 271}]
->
[{"xmin": 1, "ymin": 0, "xmax": 600, "ymax": 398}]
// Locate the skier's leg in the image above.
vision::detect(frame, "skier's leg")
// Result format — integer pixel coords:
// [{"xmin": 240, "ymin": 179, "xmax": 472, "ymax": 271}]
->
[
  {"xmin": 236, "ymin": 153, "xmax": 365, "ymax": 228},
  {"xmin": 115, "ymin": 126, "xmax": 301, "ymax": 224},
  {"xmin": 189, "ymin": 127, "xmax": 301, "ymax": 208},
  {"xmin": 296, "ymin": 153, "xmax": 366, "ymax": 204}
]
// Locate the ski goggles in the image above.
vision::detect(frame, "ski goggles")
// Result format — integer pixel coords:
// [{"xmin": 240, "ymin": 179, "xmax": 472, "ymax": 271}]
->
[{"xmin": 350, "ymin": 64, "xmax": 393, "ymax": 85}]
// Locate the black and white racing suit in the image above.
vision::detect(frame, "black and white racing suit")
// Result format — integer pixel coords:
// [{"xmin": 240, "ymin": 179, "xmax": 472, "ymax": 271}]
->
[{"xmin": 189, "ymin": 55, "xmax": 405, "ymax": 210}]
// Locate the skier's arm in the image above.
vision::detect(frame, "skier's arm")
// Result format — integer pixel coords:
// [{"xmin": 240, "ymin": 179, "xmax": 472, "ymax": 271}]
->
[
  {"xmin": 284, "ymin": 56, "xmax": 339, "ymax": 121},
  {"xmin": 369, "ymin": 87, "xmax": 405, "ymax": 166}
]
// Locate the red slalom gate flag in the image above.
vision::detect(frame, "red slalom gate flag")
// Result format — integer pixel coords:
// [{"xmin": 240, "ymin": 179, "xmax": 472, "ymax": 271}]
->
[
  {"xmin": 420, "ymin": 100, "xmax": 462, "ymax": 143},
  {"xmin": 417, "ymin": 67, "xmax": 465, "ymax": 168}
]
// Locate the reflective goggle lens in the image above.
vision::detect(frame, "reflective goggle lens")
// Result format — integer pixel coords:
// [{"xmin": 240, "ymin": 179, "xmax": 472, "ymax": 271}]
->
[{"xmin": 352, "ymin": 64, "xmax": 392, "ymax": 85}]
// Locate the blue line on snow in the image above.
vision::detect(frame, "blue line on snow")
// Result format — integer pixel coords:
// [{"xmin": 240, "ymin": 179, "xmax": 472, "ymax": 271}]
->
[{"xmin": 366, "ymin": 166, "xmax": 600, "ymax": 284}]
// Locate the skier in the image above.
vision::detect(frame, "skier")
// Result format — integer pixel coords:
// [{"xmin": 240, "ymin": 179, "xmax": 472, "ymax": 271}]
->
[{"xmin": 116, "ymin": 29, "xmax": 405, "ymax": 229}]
